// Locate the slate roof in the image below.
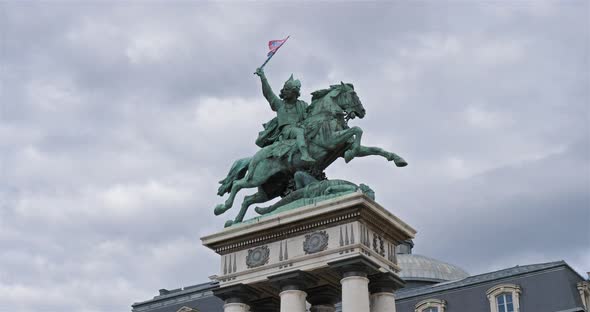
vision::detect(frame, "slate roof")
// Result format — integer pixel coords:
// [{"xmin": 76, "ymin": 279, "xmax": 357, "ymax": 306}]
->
[
  {"xmin": 396, "ymin": 260, "xmax": 567, "ymax": 300},
  {"xmin": 132, "ymin": 282, "xmax": 222, "ymax": 312}
]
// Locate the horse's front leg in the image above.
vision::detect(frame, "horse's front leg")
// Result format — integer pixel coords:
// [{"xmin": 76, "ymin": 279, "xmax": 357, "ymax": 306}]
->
[
  {"xmin": 354, "ymin": 145, "xmax": 408, "ymax": 167},
  {"xmin": 214, "ymin": 178, "xmax": 249, "ymax": 216},
  {"xmin": 324, "ymin": 127, "xmax": 363, "ymax": 162}
]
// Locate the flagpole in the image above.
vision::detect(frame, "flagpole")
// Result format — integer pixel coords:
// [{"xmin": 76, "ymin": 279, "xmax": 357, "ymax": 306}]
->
[
  {"xmin": 258, "ymin": 52, "xmax": 275, "ymax": 71},
  {"xmin": 254, "ymin": 35, "xmax": 290, "ymax": 74}
]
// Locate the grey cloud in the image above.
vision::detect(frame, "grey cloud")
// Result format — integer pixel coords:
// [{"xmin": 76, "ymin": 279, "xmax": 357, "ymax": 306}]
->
[{"xmin": 1, "ymin": 2, "xmax": 588, "ymax": 312}]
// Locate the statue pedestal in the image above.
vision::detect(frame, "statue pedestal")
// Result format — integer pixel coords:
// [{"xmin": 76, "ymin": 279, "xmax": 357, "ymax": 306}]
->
[{"xmin": 201, "ymin": 192, "xmax": 416, "ymax": 312}]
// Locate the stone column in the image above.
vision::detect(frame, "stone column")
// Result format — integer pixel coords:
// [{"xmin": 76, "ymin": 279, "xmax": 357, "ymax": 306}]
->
[
  {"xmin": 341, "ymin": 272, "xmax": 370, "ymax": 312},
  {"xmin": 369, "ymin": 272, "xmax": 405, "ymax": 312},
  {"xmin": 328, "ymin": 256, "xmax": 380, "ymax": 312},
  {"xmin": 268, "ymin": 270, "xmax": 318, "ymax": 312},
  {"xmin": 279, "ymin": 289, "xmax": 307, "ymax": 312},
  {"xmin": 223, "ymin": 302, "xmax": 250, "ymax": 312},
  {"xmin": 370, "ymin": 292, "xmax": 395, "ymax": 312},
  {"xmin": 307, "ymin": 285, "xmax": 340, "ymax": 312},
  {"xmin": 213, "ymin": 284, "xmax": 259, "ymax": 312}
]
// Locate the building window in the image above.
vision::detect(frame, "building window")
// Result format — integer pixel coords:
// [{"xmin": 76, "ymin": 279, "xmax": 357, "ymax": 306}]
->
[
  {"xmin": 487, "ymin": 284, "xmax": 521, "ymax": 312},
  {"xmin": 415, "ymin": 299, "xmax": 446, "ymax": 312},
  {"xmin": 496, "ymin": 293, "xmax": 514, "ymax": 312}
]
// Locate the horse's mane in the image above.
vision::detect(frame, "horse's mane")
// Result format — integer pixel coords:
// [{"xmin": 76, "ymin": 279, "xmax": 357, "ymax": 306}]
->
[
  {"xmin": 308, "ymin": 83, "xmax": 355, "ymax": 116},
  {"xmin": 310, "ymin": 83, "xmax": 354, "ymax": 102},
  {"xmin": 310, "ymin": 88, "xmax": 332, "ymax": 102}
]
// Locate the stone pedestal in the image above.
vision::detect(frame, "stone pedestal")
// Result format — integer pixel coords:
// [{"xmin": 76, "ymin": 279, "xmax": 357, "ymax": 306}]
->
[{"xmin": 202, "ymin": 192, "xmax": 416, "ymax": 311}]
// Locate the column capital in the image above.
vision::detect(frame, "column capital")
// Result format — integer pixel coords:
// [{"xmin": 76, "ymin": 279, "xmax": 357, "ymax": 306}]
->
[
  {"xmin": 249, "ymin": 297, "xmax": 280, "ymax": 312},
  {"xmin": 328, "ymin": 255, "xmax": 380, "ymax": 278},
  {"xmin": 268, "ymin": 270, "xmax": 319, "ymax": 291},
  {"xmin": 307, "ymin": 285, "xmax": 340, "ymax": 307},
  {"xmin": 213, "ymin": 284, "xmax": 260, "ymax": 304},
  {"xmin": 369, "ymin": 272, "xmax": 405, "ymax": 294}
]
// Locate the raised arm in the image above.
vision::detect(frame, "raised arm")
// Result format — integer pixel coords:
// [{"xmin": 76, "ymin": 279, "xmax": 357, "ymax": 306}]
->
[{"xmin": 255, "ymin": 68, "xmax": 280, "ymax": 111}]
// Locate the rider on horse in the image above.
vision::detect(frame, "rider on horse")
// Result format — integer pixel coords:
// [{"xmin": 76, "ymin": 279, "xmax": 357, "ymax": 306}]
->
[{"xmin": 254, "ymin": 68, "xmax": 315, "ymax": 162}]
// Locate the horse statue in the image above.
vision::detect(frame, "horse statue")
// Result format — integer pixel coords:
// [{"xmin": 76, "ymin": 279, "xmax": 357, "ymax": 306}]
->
[{"xmin": 214, "ymin": 82, "xmax": 406, "ymax": 227}]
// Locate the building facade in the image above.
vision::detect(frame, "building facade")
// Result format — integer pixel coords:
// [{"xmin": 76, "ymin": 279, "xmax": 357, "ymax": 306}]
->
[{"xmin": 131, "ymin": 240, "xmax": 588, "ymax": 312}]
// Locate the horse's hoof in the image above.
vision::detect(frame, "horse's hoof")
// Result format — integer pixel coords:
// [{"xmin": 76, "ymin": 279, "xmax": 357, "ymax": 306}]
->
[
  {"xmin": 214, "ymin": 204, "xmax": 226, "ymax": 216},
  {"xmin": 344, "ymin": 150, "xmax": 354, "ymax": 163},
  {"xmin": 394, "ymin": 158, "xmax": 408, "ymax": 167},
  {"xmin": 224, "ymin": 220, "xmax": 234, "ymax": 228}
]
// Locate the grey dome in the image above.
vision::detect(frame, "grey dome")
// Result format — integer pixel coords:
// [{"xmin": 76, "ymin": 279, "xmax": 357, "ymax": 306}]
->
[{"xmin": 397, "ymin": 254, "xmax": 470, "ymax": 282}]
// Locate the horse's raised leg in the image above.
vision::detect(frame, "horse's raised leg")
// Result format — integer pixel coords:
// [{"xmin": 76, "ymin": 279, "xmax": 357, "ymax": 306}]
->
[
  {"xmin": 354, "ymin": 145, "xmax": 408, "ymax": 167},
  {"xmin": 214, "ymin": 177, "xmax": 253, "ymax": 216},
  {"xmin": 323, "ymin": 127, "xmax": 363, "ymax": 162},
  {"xmin": 343, "ymin": 126, "xmax": 363, "ymax": 163}
]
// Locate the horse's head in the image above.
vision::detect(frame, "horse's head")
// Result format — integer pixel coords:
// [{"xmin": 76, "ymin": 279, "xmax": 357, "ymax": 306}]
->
[
  {"xmin": 310, "ymin": 82, "xmax": 365, "ymax": 120},
  {"xmin": 331, "ymin": 82, "xmax": 365, "ymax": 119}
]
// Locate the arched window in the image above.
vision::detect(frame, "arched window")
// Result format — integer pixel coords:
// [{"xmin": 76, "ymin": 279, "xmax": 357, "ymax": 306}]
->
[
  {"xmin": 486, "ymin": 284, "xmax": 521, "ymax": 312},
  {"xmin": 415, "ymin": 298, "xmax": 446, "ymax": 312}
]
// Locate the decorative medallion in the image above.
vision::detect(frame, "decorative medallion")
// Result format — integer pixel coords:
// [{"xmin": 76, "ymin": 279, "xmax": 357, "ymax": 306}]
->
[
  {"xmin": 246, "ymin": 245, "xmax": 270, "ymax": 268},
  {"xmin": 303, "ymin": 231, "xmax": 329, "ymax": 254}
]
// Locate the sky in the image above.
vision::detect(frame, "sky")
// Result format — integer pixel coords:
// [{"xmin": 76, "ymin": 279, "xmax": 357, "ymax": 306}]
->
[{"xmin": 0, "ymin": 1, "xmax": 589, "ymax": 312}]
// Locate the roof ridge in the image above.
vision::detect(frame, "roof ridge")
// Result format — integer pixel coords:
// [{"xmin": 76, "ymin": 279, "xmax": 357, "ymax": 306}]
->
[
  {"xmin": 460, "ymin": 260, "xmax": 565, "ymax": 280},
  {"xmin": 396, "ymin": 260, "xmax": 566, "ymax": 299}
]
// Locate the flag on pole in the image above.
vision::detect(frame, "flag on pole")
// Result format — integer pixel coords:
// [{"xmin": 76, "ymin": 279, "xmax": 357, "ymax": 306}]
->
[
  {"xmin": 256, "ymin": 36, "xmax": 290, "ymax": 73},
  {"xmin": 267, "ymin": 36, "xmax": 290, "ymax": 57}
]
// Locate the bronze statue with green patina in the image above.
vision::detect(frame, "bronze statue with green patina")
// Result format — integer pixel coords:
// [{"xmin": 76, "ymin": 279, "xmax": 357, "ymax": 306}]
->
[
  {"xmin": 214, "ymin": 69, "xmax": 407, "ymax": 227},
  {"xmin": 255, "ymin": 68, "xmax": 315, "ymax": 162}
]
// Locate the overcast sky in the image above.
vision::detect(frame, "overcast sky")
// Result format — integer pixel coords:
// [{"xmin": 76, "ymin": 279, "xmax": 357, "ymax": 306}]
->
[{"xmin": 1, "ymin": 1, "xmax": 589, "ymax": 312}]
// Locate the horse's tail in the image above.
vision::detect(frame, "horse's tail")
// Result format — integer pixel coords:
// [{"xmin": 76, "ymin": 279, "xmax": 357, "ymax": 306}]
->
[{"xmin": 217, "ymin": 157, "xmax": 251, "ymax": 196}]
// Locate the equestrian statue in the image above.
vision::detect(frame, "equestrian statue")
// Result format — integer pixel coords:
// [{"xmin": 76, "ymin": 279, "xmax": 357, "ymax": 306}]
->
[{"xmin": 213, "ymin": 66, "xmax": 407, "ymax": 227}]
